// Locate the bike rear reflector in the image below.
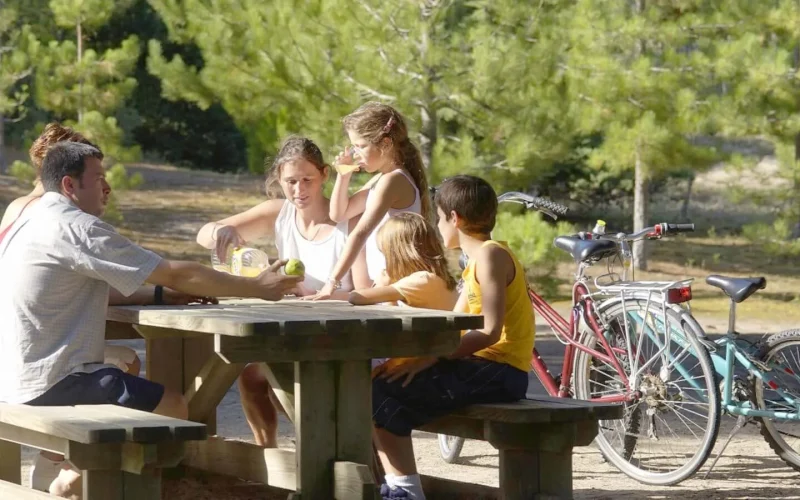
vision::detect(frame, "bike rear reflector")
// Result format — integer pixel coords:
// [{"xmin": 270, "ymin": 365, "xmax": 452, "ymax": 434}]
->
[
  {"xmin": 768, "ymin": 380, "xmax": 779, "ymax": 390},
  {"xmin": 666, "ymin": 287, "xmax": 692, "ymax": 304},
  {"xmin": 786, "ymin": 368, "xmax": 795, "ymax": 375}
]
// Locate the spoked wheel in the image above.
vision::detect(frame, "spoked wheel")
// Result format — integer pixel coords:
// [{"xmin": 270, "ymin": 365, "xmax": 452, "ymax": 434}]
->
[
  {"xmin": 437, "ymin": 434, "xmax": 465, "ymax": 463},
  {"xmin": 573, "ymin": 299, "xmax": 720, "ymax": 485},
  {"xmin": 754, "ymin": 329, "xmax": 800, "ymax": 471}
]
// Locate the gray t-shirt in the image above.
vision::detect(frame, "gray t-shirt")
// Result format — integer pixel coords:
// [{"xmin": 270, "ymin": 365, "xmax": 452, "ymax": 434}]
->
[{"xmin": 0, "ymin": 192, "xmax": 161, "ymax": 403}]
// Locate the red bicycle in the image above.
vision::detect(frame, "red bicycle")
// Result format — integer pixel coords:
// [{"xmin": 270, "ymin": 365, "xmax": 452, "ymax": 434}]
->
[{"xmin": 439, "ymin": 192, "xmax": 719, "ymax": 486}]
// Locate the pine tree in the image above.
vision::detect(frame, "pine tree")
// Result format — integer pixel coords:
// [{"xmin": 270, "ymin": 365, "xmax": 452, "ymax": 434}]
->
[
  {"xmin": 35, "ymin": 0, "xmax": 141, "ymax": 165},
  {"xmin": 707, "ymin": 1, "xmax": 800, "ymax": 237},
  {"xmin": 10, "ymin": 0, "xmax": 143, "ymax": 221},
  {"xmin": 563, "ymin": 0, "xmax": 730, "ymax": 269},
  {"xmin": 0, "ymin": 3, "xmax": 38, "ymax": 171},
  {"xmin": 147, "ymin": 0, "xmax": 482, "ymax": 174}
]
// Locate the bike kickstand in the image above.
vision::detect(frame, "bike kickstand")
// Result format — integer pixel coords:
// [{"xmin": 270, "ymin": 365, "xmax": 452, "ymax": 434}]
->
[{"xmin": 703, "ymin": 415, "xmax": 749, "ymax": 480}]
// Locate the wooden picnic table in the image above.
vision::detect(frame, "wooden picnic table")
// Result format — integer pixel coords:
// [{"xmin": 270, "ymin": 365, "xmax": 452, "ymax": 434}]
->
[{"xmin": 105, "ymin": 299, "xmax": 482, "ymax": 499}]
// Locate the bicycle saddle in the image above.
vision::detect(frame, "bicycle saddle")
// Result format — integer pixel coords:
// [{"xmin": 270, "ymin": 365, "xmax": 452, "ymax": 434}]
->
[
  {"xmin": 705, "ymin": 275, "xmax": 766, "ymax": 303},
  {"xmin": 554, "ymin": 236, "xmax": 617, "ymax": 263}
]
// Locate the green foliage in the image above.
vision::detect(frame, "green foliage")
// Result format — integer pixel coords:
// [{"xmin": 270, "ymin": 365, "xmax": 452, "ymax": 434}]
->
[
  {"xmin": 48, "ymin": 0, "xmax": 131, "ymax": 32},
  {"xmin": 493, "ymin": 210, "xmax": 574, "ymax": 297},
  {"xmin": 742, "ymin": 220, "xmax": 800, "ymax": 258},
  {"xmin": 0, "ymin": 7, "xmax": 40, "ymax": 116},
  {"xmin": 35, "ymin": 36, "xmax": 140, "ymax": 119},
  {"xmin": 106, "ymin": 163, "xmax": 143, "ymax": 189},
  {"xmin": 9, "ymin": 160, "xmax": 36, "ymax": 185}
]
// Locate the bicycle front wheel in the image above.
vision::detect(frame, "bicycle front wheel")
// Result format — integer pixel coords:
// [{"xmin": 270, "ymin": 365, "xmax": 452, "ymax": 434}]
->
[
  {"xmin": 754, "ymin": 329, "xmax": 800, "ymax": 471},
  {"xmin": 573, "ymin": 299, "xmax": 720, "ymax": 485}
]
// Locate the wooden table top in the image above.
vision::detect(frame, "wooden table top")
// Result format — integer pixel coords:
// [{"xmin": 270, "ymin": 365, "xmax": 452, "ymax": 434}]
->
[{"xmin": 107, "ymin": 299, "xmax": 483, "ymax": 337}]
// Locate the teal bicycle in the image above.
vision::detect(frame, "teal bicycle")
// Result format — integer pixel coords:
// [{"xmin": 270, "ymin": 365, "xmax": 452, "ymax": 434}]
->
[
  {"xmin": 688, "ymin": 275, "xmax": 800, "ymax": 476},
  {"xmin": 602, "ymin": 273, "xmax": 800, "ymax": 482}
]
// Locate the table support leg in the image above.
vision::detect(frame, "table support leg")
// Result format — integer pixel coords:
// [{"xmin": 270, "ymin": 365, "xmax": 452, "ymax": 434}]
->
[
  {"xmin": 295, "ymin": 361, "xmax": 337, "ymax": 499},
  {"xmin": 335, "ymin": 360, "xmax": 378, "ymax": 499}
]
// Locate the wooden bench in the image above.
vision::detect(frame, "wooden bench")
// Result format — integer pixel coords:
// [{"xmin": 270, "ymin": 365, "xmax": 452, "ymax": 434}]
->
[
  {"xmin": 418, "ymin": 395, "xmax": 623, "ymax": 500},
  {"xmin": 0, "ymin": 404, "xmax": 207, "ymax": 499}
]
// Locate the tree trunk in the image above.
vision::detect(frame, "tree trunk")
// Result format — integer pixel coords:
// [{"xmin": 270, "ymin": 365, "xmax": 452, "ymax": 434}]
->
[
  {"xmin": 680, "ymin": 173, "xmax": 694, "ymax": 222},
  {"xmin": 792, "ymin": 131, "xmax": 800, "ymax": 240},
  {"xmin": 419, "ymin": 103, "xmax": 436, "ymax": 170},
  {"xmin": 77, "ymin": 20, "xmax": 83, "ymax": 123},
  {"xmin": 633, "ymin": 147, "xmax": 649, "ymax": 271}
]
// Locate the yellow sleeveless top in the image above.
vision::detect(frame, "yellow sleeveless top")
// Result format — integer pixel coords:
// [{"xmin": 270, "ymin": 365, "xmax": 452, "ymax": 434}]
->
[{"xmin": 462, "ymin": 240, "xmax": 534, "ymax": 372}]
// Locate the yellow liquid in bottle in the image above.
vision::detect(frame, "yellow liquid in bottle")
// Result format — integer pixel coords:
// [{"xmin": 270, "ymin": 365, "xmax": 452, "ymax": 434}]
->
[
  {"xmin": 212, "ymin": 264, "xmax": 231, "ymax": 274},
  {"xmin": 237, "ymin": 266, "xmax": 264, "ymax": 278}
]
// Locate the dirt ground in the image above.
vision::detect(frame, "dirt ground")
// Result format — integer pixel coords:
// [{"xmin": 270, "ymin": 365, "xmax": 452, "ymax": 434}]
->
[{"xmin": 4, "ymin": 163, "xmax": 800, "ymax": 499}]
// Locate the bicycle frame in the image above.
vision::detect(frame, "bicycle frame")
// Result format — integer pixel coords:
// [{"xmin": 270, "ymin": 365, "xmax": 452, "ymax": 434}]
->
[
  {"xmin": 528, "ymin": 282, "xmax": 632, "ymax": 402},
  {"xmin": 637, "ymin": 315, "xmax": 800, "ymax": 421}
]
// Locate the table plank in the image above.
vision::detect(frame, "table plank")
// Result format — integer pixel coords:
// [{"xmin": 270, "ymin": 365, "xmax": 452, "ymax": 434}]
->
[
  {"xmin": 108, "ymin": 301, "xmax": 482, "ymax": 338},
  {"xmin": 183, "ymin": 437, "xmax": 296, "ymax": 491},
  {"xmin": 72, "ymin": 405, "xmax": 206, "ymax": 442},
  {"xmin": 215, "ymin": 328, "xmax": 460, "ymax": 363},
  {"xmin": 0, "ymin": 405, "xmax": 127, "ymax": 444}
]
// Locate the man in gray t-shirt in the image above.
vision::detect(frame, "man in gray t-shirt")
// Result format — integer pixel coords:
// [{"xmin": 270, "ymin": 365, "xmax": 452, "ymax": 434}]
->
[{"xmin": 0, "ymin": 141, "xmax": 301, "ymax": 496}]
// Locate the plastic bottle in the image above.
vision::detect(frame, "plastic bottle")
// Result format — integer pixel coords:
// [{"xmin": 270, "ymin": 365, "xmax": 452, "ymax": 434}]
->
[
  {"xmin": 211, "ymin": 247, "xmax": 269, "ymax": 277},
  {"xmin": 592, "ymin": 219, "xmax": 607, "ymax": 236}
]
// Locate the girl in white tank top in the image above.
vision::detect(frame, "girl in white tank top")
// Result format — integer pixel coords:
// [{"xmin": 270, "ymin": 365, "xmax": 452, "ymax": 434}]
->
[
  {"xmin": 195, "ymin": 135, "xmax": 369, "ymax": 452},
  {"xmin": 312, "ymin": 102, "xmax": 432, "ymax": 300},
  {"xmin": 274, "ymin": 200, "xmax": 353, "ymax": 291},
  {"xmin": 363, "ymin": 170, "xmax": 421, "ymax": 281}
]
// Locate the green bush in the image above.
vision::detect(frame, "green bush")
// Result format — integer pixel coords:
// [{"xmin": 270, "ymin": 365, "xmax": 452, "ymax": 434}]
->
[
  {"xmin": 741, "ymin": 220, "xmax": 800, "ymax": 258},
  {"xmin": 493, "ymin": 210, "xmax": 574, "ymax": 297},
  {"xmin": 9, "ymin": 161, "xmax": 37, "ymax": 186}
]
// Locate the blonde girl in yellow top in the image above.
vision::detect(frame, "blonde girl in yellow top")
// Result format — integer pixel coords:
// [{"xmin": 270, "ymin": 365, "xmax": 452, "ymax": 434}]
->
[
  {"xmin": 349, "ymin": 212, "xmax": 459, "ymax": 376},
  {"xmin": 348, "ymin": 212, "xmax": 457, "ymax": 311},
  {"xmin": 371, "ymin": 175, "xmax": 533, "ymax": 500}
]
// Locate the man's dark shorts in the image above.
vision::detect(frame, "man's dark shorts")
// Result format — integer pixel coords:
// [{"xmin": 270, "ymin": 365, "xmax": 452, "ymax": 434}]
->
[
  {"xmin": 24, "ymin": 367, "xmax": 165, "ymax": 412},
  {"xmin": 373, "ymin": 356, "xmax": 528, "ymax": 437}
]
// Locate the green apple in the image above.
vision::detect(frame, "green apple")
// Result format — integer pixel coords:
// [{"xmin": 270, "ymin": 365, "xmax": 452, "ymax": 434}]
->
[{"xmin": 284, "ymin": 258, "xmax": 305, "ymax": 277}]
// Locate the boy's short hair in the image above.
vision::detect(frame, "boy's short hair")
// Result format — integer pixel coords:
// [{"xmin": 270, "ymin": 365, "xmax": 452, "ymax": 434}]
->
[{"xmin": 434, "ymin": 175, "xmax": 498, "ymax": 235}]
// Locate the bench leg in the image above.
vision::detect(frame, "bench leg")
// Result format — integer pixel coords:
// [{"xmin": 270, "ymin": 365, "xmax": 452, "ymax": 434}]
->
[
  {"xmin": 499, "ymin": 448, "xmax": 572, "ymax": 500},
  {"xmin": 123, "ymin": 469, "xmax": 162, "ymax": 499},
  {"xmin": 0, "ymin": 440, "xmax": 20, "ymax": 484},
  {"xmin": 83, "ymin": 470, "xmax": 123, "ymax": 500}
]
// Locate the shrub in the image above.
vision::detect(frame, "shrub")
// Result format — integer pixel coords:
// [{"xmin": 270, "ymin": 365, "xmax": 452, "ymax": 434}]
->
[{"xmin": 493, "ymin": 210, "xmax": 574, "ymax": 297}]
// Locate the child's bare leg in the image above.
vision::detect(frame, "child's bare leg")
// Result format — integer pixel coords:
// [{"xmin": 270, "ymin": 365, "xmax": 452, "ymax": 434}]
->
[
  {"xmin": 238, "ymin": 364, "xmax": 279, "ymax": 448},
  {"xmin": 373, "ymin": 427, "xmax": 417, "ymax": 476}
]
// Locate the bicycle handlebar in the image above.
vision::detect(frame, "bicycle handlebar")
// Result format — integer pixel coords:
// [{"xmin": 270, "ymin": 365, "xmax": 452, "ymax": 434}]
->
[
  {"xmin": 497, "ymin": 191, "xmax": 569, "ymax": 220},
  {"xmin": 601, "ymin": 222, "xmax": 695, "ymax": 242}
]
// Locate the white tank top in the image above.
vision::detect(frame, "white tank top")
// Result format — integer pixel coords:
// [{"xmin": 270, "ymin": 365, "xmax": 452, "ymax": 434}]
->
[
  {"xmin": 274, "ymin": 201, "xmax": 353, "ymax": 291},
  {"xmin": 364, "ymin": 170, "xmax": 422, "ymax": 281}
]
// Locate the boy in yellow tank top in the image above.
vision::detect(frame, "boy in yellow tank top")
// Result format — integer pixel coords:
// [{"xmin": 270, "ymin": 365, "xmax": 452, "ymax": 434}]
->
[{"xmin": 372, "ymin": 175, "xmax": 533, "ymax": 499}]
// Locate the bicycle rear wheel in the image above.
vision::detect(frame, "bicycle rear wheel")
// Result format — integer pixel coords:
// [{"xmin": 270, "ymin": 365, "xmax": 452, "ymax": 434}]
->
[
  {"xmin": 754, "ymin": 329, "xmax": 800, "ymax": 471},
  {"xmin": 437, "ymin": 434, "xmax": 465, "ymax": 463},
  {"xmin": 573, "ymin": 299, "xmax": 720, "ymax": 485}
]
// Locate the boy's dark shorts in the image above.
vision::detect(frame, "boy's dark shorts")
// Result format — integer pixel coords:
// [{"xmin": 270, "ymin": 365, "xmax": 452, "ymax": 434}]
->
[
  {"xmin": 24, "ymin": 367, "xmax": 165, "ymax": 412},
  {"xmin": 373, "ymin": 356, "xmax": 528, "ymax": 437}
]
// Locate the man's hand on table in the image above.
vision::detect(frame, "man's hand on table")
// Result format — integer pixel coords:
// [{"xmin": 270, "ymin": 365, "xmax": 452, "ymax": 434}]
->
[
  {"xmin": 375, "ymin": 356, "xmax": 438, "ymax": 387},
  {"xmin": 256, "ymin": 259, "xmax": 303, "ymax": 301}
]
